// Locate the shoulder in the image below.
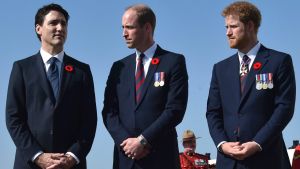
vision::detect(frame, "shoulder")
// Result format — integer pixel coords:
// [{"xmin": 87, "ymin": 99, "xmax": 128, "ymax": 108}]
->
[
  {"xmin": 260, "ymin": 46, "xmax": 293, "ymax": 67},
  {"xmin": 157, "ymin": 46, "xmax": 185, "ymax": 61},
  {"xmin": 266, "ymin": 47, "xmax": 292, "ymax": 62},
  {"xmin": 13, "ymin": 53, "xmax": 40, "ymax": 67},
  {"xmin": 64, "ymin": 54, "xmax": 91, "ymax": 71},
  {"xmin": 215, "ymin": 53, "xmax": 237, "ymax": 67}
]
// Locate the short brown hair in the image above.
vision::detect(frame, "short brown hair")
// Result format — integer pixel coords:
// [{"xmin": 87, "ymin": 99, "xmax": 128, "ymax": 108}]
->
[
  {"xmin": 35, "ymin": 3, "xmax": 69, "ymax": 41},
  {"xmin": 126, "ymin": 4, "xmax": 156, "ymax": 34},
  {"xmin": 222, "ymin": 1, "xmax": 261, "ymax": 33}
]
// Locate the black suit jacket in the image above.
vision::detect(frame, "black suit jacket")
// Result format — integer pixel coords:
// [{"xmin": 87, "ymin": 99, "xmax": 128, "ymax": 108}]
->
[
  {"xmin": 6, "ymin": 52, "xmax": 97, "ymax": 169},
  {"xmin": 206, "ymin": 45, "xmax": 296, "ymax": 169},
  {"xmin": 102, "ymin": 46, "xmax": 188, "ymax": 169}
]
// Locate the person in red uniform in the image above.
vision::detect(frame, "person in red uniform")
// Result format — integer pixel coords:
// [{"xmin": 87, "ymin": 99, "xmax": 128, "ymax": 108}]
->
[
  {"xmin": 179, "ymin": 130, "xmax": 209, "ymax": 169},
  {"xmin": 292, "ymin": 145, "xmax": 300, "ymax": 169}
]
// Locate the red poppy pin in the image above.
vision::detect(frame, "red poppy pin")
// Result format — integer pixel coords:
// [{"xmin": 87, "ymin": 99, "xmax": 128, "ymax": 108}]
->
[
  {"xmin": 151, "ymin": 58, "xmax": 160, "ymax": 65},
  {"xmin": 253, "ymin": 62, "xmax": 262, "ymax": 70},
  {"xmin": 65, "ymin": 65, "xmax": 74, "ymax": 72}
]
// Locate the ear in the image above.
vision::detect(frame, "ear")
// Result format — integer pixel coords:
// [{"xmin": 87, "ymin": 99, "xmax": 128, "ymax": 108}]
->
[
  {"xmin": 35, "ymin": 24, "xmax": 42, "ymax": 36},
  {"xmin": 246, "ymin": 21, "xmax": 255, "ymax": 32},
  {"xmin": 144, "ymin": 22, "xmax": 152, "ymax": 34}
]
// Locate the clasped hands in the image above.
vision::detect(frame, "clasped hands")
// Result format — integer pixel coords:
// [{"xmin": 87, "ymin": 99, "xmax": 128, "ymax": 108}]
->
[
  {"xmin": 221, "ymin": 141, "xmax": 261, "ymax": 160},
  {"xmin": 35, "ymin": 153, "xmax": 76, "ymax": 169},
  {"xmin": 120, "ymin": 137, "xmax": 150, "ymax": 160}
]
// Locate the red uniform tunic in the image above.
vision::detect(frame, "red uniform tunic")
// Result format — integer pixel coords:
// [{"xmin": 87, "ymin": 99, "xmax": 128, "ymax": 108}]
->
[
  {"xmin": 292, "ymin": 145, "xmax": 300, "ymax": 169},
  {"xmin": 179, "ymin": 152, "xmax": 209, "ymax": 169}
]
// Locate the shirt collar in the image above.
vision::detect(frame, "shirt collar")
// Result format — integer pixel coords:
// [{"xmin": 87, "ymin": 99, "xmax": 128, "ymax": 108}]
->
[
  {"xmin": 40, "ymin": 48, "xmax": 64, "ymax": 64},
  {"xmin": 238, "ymin": 42, "xmax": 261, "ymax": 62},
  {"xmin": 136, "ymin": 42, "xmax": 157, "ymax": 59}
]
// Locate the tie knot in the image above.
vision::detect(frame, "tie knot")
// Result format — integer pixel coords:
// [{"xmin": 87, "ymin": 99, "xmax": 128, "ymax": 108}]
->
[
  {"xmin": 242, "ymin": 55, "xmax": 250, "ymax": 64},
  {"xmin": 49, "ymin": 57, "xmax": 58, "ymax": 65},
  {"xmin": 139, "ymin": 53, "xmax": 145, "ymax": 60}
]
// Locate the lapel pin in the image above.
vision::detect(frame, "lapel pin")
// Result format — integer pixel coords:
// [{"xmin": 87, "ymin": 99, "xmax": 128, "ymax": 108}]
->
[{"xmin": 65, "ymin": 65, "xmax": 73, "ymax": 72}]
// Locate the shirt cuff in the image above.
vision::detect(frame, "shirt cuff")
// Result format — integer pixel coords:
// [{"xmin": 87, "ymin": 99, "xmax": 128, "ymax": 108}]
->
[
  {"xmin": 217, "ymin": 141, "xmax": 227, "ymax": 152},
  {"xmin": 32, "ymin": 151, "xmax": 43, "ymax": 162},
  {"xmin": 66, "ymin": 152, "xmax": 80, "ymax": 164},
  {"xmin": 253, "ymin": 141, "xmax": 262, "ymax": 151}
]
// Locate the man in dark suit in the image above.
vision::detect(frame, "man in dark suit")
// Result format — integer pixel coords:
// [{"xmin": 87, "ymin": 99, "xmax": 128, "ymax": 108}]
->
[
  {"xmin": 6, "ymin": 4, "xmax": 97, "ymax": 169},
  {"xmin": 102, "ymin": 4, "xmax": 188, "ymax": 169},
  {"xmin": 206, "ymin": 1, "xmax": 296, "ymax": 169}
]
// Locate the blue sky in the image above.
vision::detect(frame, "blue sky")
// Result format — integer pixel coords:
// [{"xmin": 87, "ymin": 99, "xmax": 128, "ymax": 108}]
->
[{"xmin": 1, "ymin": 0, "xmax": 299, "ymax": 168}]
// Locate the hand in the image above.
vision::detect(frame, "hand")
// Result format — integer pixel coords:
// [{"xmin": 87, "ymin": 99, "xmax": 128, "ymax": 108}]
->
[
  {"xmin": 34, "ymin": 153, "xmax": 65, "ymax": 169},
  {"xmin": 220, "ymin": 142, "xmax": 243, "ymax": 157},
  {"xmin": 62, "ymin": 154, "xmax": 77, "ymax": 169},
  {"xmin": 46, "ymin": 154, "xmax": 76, "ymax": 169},
  {"xmin": 120, "ymin": 138, "xmax": 149, "ymax": 160},
  {"xmin": 232, "ymin": 141, "xmax": 261, "ymax": 160}
]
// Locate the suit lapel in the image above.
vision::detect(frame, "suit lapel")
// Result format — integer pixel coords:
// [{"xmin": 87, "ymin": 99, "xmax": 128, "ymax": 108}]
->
[
  {"xmin": 35, "ymin": 53, "xmax": 56, "ymax": 104},
  {"xmin": 240, "ymin": 45, "xmax": 270, "ymax": 103},
  {"xmin": 135, "ymin": 46, "xmax": 162, "ymax": 109},
  {"xmin": 56, "ymin": 54, "xmax": 73, "ymax": 106},
  {"xmin": 128, "ymin": 54, "xmax": 137, "ymax": 109},
  {"xmin": 226, "ymin": 54, "xmax": 242, "ymax": 110}
]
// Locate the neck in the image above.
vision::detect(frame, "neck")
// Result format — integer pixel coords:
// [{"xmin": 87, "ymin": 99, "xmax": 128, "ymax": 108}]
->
[
  {"xmin": 41, "ymin": 45, "xmax": 63, "ymax": 55},
  {"xmin": 137, "ymin": 38, "xmax": 154, "ymax": 53},
  {"xmin": 239, "ymin": 36, "xmax": 258, "ymax": 54}
]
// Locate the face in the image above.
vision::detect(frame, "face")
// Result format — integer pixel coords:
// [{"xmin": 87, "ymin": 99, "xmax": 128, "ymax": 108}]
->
[
  {"xmin": 122, "ymin": 9, "xmax": 148, "ymax": 51},
  {"xmin": 183, "ymin": 139, "xmax": 196, "ymax": 152},
  {"xmin": 36, "ymin": 10, "xmax": 67, "ymax": 50},
  {"xmin": 225, "ymin": 15, "xmax": 250, "ymax": 51}
]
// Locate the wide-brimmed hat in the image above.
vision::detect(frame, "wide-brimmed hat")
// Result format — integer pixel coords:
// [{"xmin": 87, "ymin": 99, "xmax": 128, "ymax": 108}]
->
[{"xmin": 182, "ymin": 130, "xmax": 201, "ymax": 142}]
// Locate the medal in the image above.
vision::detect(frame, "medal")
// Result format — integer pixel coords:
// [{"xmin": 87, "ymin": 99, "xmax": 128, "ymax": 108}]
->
[
  {"xmin": 262, "ymin": 74, "xmax": 268, "ymax": 89},
  {"xmin": 154, "ymin": 73, "xmax": 159, "ymax": 87},
  {"xmin": 268, "ymin": 82, "xmax": 273, "ymax": 89},
  {"xmin": 256, "ymin": 74, "xmax": 262, "ymax": 90},
  {"xmin": 159, "ymin": 72, "xmax": 165, "ymax": 86},
  {"xmin": 267, "ymin": 73, "xmax": 273, "ymax": 89}
]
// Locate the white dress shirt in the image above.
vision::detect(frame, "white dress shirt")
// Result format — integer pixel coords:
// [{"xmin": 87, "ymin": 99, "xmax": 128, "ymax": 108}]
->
[
  {"xmin": 135, "ymin": 42, "xmax": 157, "ymax": 77},
  {"xmin": 238, "ymin": 42, "xmax": 261, "ymax": 74}
]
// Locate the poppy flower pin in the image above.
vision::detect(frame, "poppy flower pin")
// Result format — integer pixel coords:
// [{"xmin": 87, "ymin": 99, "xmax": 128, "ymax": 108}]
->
[
  {"xmin": 253, "ymin": 62, "xmax": 262, "ymax": 70},
  {"xmin": 65, "ymin": 65, "xmax": 74, "ymax": 72},
  {"xmin": 151, "ymin": 58, "xmax": 160, "ymax": 65}
]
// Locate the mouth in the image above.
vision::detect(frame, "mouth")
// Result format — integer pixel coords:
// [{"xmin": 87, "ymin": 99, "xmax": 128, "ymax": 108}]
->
[
  {"xmin": 125, "ymin": 39, "xmax": 132, "ymax": 44},
  {"xmin": 54, "ymin": 34, "xmax": 64, "ymax": 39}
]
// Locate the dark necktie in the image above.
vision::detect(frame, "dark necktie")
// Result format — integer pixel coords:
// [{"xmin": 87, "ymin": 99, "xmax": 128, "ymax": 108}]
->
[
  {"xmin": 47, "ymin": 57, "xmax": 59, "ymax": 101},
  {"xmin": 240, "ymin": 55, "xmax": 250, "ymax": 93},
  {"xmin": 135, "ymin": 53, "xmax": 145, "ymax": 103}
]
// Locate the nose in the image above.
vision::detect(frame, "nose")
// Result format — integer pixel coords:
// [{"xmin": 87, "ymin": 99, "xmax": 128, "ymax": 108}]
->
[
  {"xmin": 122, "ymin": 28, "xmax": 128, "ymax": 37},
  {"xmin": 226, "ymin": 27, "xmax": 232, "ymax": 37}
]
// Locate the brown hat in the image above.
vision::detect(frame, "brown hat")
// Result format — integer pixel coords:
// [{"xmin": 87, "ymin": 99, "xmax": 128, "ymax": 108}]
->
[{"xmin": 182, "ymin": 130, "xmax": 200, "ymax": 142}]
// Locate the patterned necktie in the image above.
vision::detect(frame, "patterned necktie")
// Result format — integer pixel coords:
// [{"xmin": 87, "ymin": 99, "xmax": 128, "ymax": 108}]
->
[
  {"xmin": 135, "ymin": 53, "xmax": 145, "ymax": 103},
  {"xmin": 240, "ymin": 55, "xmax": 250, "ymax": 93},
  {"xmin": 47, "ymin": 57, "xmax": 59, "ymax": 101}
]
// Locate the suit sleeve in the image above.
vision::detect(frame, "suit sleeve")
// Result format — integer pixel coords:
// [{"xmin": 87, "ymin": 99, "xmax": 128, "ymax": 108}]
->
[
  {"xmin": 206, "ymin": 64, "xmax": 228, "ymax": 146},
  {"xmin": 68, "ymin": 65, "xmax": 97, "ymax": 161},
  {"xmin": 253, "ymin": 54, "xmax": 296, "ymax": 148},
  {"xmin": 141, "ymin": 55, "xmax": 188, "ymax": 144},
  {"xmin": 6, "ymin": 62, "xmax": 42, "ymax": 163},
  {"xmin": 102, "ymin": 62, "xmax": 131, "ymax": 146}
]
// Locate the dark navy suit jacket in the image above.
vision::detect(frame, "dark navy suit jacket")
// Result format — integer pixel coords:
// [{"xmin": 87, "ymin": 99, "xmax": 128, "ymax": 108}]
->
[
  {"xmin": 206, "ymin": 45, "xmax": 296, "ymax": 169},
  {"xmin": 6, "ymin": 53, "xmax": 97, "ymax": 169},
  {"xmin": 102, "ymin": 46, "xmax": 188, "ymax": 169}
]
